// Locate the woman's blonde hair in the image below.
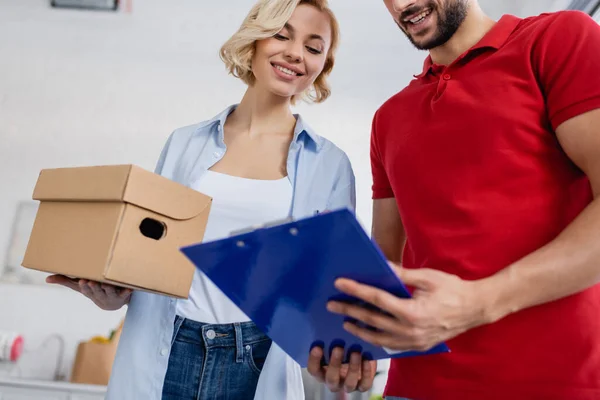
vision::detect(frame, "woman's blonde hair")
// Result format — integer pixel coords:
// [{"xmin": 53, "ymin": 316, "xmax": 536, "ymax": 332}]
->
[{"xmin": 219, "ymin": 0, "xmax": 339, "ymax": 104}]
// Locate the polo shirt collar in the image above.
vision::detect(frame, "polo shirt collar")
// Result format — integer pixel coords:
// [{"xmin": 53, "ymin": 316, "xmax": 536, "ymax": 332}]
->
[{"xmin": 414, "ymin": 14, "xmax": 522, "ymax": 79}]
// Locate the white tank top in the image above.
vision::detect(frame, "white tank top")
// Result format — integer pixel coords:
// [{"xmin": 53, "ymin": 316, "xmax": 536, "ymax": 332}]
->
[{"xmin": 176, "ymin": 170, "xmax": 293, "ymax": 323}]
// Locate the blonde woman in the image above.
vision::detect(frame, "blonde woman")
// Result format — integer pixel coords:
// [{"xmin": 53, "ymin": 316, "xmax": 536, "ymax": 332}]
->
[{"xmin": 47, "ymin": 0, "xmax": 376, "ymax": 398}]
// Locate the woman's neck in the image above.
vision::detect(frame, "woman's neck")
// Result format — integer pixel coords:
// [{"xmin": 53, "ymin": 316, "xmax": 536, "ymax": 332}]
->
[{"xmin": 227, "ymin": 86, "xmax": 296, "ymax": 138}]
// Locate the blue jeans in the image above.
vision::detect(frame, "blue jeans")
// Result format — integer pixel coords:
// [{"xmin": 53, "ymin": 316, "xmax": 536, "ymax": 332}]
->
[{"xmin": 161, "ymin": 316, "xmax": 272, "ymax": 400}]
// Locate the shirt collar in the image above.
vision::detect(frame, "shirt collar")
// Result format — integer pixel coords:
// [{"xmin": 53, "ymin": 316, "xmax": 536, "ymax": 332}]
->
[
  {"xmin": 206, "ymin": 104, "xmax": 323, "ymax": 151},
  {"xmin": 414, "ymin": 14, "xmax": 522, "ymax": 79}
]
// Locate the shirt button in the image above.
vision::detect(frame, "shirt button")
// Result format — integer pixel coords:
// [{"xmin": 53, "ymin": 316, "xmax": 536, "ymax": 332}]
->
[
  {"xmin": 160, "ymin": 348, "xmax": 169, "ymax": 356},
  {"xmin": 206, "ymin": 329, "xmax": 216, "ymax": 340},
  {"xmin": 443, "ymin": 73, "xmax": 451, "ymax": 80},
  {"xmin": 245, "ymin": 345, "xmax": 251, "ymax": 351},
  {"xmin": 213, "ymin": 151, "xmax": 222, "ymax": 159}
]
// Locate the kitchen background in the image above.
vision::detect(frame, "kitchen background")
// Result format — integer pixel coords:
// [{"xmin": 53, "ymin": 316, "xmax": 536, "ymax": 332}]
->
[{"xmin": 0, "ymin": 0, "xmax": 594, "ymax": 398}]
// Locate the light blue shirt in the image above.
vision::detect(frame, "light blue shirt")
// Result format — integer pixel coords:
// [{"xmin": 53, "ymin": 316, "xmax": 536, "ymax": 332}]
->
[{"xmin": 106, "ymin": 105, "xmax": 356, "ymax": 399}]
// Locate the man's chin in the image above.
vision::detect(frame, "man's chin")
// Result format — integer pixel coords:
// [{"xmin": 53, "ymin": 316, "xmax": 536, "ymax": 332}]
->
[
  {"xmin": 403, "ymin": 26, "xmax": 436, "ymax": 50},
  {"xmin": 409, "ymin": 36, "xmax": 437, "ymax": 51}
]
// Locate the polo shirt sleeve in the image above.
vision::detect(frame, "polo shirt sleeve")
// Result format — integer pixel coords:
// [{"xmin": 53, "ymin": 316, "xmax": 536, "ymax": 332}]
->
[
  {"xmin": 534, "ymin": 11, "xmax": 600, "ymax": 130},
  {"xmin": 370, "ymin": 110, "xmax": 394, "ymax": 199}
]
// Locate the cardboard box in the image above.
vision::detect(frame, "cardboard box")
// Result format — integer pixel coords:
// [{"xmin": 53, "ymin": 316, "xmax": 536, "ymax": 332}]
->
[
  {"xmin": 22, "ymin": 164, "xmax": 212, "ymax": 298},
  {"xmin": 70, "ymin": 321, "xmax": 123, "ymax": 386}
]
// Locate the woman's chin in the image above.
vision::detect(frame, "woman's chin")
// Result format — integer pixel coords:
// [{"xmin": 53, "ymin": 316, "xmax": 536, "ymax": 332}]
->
[
  {"xmin": 267, "ymin": 89, "xmax": 297, "ymax": 100},
  {"xmin": 266, "ymin": 83, "xmax": 305, "ymax": 99}
]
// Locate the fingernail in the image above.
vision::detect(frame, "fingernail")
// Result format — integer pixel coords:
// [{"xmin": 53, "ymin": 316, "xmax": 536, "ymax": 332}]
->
[{"xmin": 326, "ymin": 302, "xmax": 338, "ymax": 312}]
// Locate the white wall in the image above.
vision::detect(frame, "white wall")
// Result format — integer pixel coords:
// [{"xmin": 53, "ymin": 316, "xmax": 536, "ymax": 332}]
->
[
  {"xmin": 0, "ymin": 0, "xmax": 567, "ymax": 390},
  {"xmin": 0, "ymin": 283, "xmax": 125, "ymax": 381}
]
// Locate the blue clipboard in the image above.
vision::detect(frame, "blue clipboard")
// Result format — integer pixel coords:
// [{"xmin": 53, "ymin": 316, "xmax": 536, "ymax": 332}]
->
[{"xmin": 180, "ymin": 208, "xmax": 449, "ymax": 368}]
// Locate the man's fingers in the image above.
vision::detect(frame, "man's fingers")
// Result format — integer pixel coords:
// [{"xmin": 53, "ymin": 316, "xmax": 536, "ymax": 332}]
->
[
  {"xmin": 333, "ymin": 279, "xmax": 410, "ymax": 318},
  {"xmin": 325, "ymin": 347, "xmax": 344, "ymax": 392},
  {"xmin": 307, "ymin": 346, "xmax": 326, "ymax": 382},
  {"xmin": 357, "ymin": 360, "xmax": 377, "ymax": 392},
  {"xmin": 343, "ymin": 352, "xmax": 362, "ymax": 392},
  {"xmin": 395, "ymin": 267, "xmax": 437, "ymax": 290},
  {"xmin": 328, "ymin": 301, "xmax": 406, "ymax": 333},
  {"xmin": 343, "ymin": 321, "xmax": 418, "ymax": 351}
]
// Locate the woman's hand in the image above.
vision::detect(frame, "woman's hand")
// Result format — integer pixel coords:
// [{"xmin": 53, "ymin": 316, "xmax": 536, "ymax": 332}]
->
[
  {"xmin": 46, "ymin": 275, "xmax": 132, "ymax": 311},
  {"xmin": 307, "ymin": 346, "xmax": 377, "ymax": 393}
]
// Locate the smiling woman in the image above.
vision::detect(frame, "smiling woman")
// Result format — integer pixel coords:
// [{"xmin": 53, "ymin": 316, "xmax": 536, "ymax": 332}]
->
[
  {"xmin": 45, "ymin": 0, "xmax": 367, "ymax": 399},
  {"xmin": 220, "ymin": 0, "xmax": 339, "ymax": 103}
]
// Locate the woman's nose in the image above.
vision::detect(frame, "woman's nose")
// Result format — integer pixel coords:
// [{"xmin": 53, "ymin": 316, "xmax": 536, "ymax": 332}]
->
[{"xmin": 283, "ymin": 41, "xmax": 303, "ymax": 63}]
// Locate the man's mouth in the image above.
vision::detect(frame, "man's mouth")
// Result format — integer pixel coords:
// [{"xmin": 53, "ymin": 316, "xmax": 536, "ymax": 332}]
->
[{"xmin": 403, "ymin": 8, "xmax": 432, "ymax": 26}]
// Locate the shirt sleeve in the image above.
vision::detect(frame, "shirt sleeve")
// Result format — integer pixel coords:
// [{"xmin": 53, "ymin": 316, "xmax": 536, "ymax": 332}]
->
[
  {"xmin": 534, "ymin": 11, "xmax": 600, "ymax": 130},
  {"xmin": 154, "ymin": 132, "xmax": 174, "ymax": 176},
  {"xmin": 326, "ymin": 151, "xmax": 356, "ymax": 212},
  {"xmin": 370, "ymin": 110, "xmax": 394, "ymax": 199}
]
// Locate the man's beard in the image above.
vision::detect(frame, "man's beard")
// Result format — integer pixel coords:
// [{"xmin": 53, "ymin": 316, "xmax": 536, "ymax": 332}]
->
[{"xmin": 399, "ymin": 0, "xmax": 469, "ymax": 50}]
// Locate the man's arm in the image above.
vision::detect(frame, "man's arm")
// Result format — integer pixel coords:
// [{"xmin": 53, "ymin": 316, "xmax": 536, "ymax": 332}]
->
[
  {"xmin": 372, "ymin": 198, "xmax": 405, "ymax": 264},
  {"xmin": 480, "ymin": 108, "xmax": 600, "ymax": 322}
]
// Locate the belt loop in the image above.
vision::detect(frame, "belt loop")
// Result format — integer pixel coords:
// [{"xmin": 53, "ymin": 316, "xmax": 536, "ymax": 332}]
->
[
  {"xmin": 171, "ymin": 316, "xmax": 185, "ymax": 346},
  {"xmin": 234, "ymin": 323, "xmax": 244, "ymax": 363}
]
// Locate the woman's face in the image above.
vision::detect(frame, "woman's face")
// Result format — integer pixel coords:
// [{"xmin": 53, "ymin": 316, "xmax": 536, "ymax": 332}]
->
[{"xmin": 251, "ymin": 4, "xmax": 332, "ymax": 100}]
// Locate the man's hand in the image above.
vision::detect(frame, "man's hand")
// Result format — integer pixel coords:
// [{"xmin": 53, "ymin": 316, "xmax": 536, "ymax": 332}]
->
[
  {"xmin": 327, "ymin": 264, "xmax": 490, "ymax": 352},
  {"xmin": 306, "ymin": 346, "xmax": 377, "ymax": 393},
  {"xmin": 46, "ymin": 275, "xmax": 132, "ymax": 311}
]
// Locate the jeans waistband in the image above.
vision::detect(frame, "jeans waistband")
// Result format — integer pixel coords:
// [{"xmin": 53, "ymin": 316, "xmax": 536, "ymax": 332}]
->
[{"xmin": 174, "ymin": 315, "xmax": 269, "ymax": 348}]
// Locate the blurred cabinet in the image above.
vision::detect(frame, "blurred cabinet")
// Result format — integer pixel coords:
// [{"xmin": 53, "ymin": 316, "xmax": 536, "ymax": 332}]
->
[{"xmin": 0, "ymin": 378, "xmax": 105, "ymax": 400}]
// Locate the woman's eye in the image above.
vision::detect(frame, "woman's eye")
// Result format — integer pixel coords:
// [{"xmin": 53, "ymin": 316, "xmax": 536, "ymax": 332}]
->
[
  {"xmin": 274, "ymin": 34, "xmax": 288, "ymax": 40},
  {"xmin": 307, "ymin": 46, "xmax": 322, "ymax": 55}
]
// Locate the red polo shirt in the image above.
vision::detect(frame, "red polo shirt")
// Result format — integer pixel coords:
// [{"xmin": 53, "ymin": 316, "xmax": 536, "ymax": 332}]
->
[{"xmin": 371, "ymin": 11, "xmax": 600, "ymax": 400}]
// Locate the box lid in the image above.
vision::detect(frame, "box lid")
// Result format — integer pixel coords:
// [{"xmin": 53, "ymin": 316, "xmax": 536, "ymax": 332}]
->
[{"xmin": 32, "ymin": 165, "xmax": 211, "ymax": 220}]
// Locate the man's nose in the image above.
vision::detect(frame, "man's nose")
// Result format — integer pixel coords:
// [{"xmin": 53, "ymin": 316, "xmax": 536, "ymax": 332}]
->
[{"xmin": 391, "ymin": 0, "xmax": 417, "ymax": 13}]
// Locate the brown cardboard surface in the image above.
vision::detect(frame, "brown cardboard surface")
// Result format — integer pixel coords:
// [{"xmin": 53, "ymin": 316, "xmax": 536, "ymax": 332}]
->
[
  {"xmin": 23, "ymin": 164, "xmax": 212, "ymax": 298},
  {"xmin": 23, "ymin": 202, "xmax": 124, "ymax": 280},
  {"xmin": 106, "ymin": 203, "xmax": 202, "ymax": 298},
  {"xmin": 124, "ymin": 165, "xmax": 210, "ymax": 220},
  {"xmin": 32, "ymin": 165, "xmax": 132, "ymax": 202}
]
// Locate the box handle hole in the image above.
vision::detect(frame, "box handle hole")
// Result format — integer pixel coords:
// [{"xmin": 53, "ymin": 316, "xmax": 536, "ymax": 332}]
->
[{"xmin": 139, "ymin": 218, "xmax": 167, "ymax": 240}]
